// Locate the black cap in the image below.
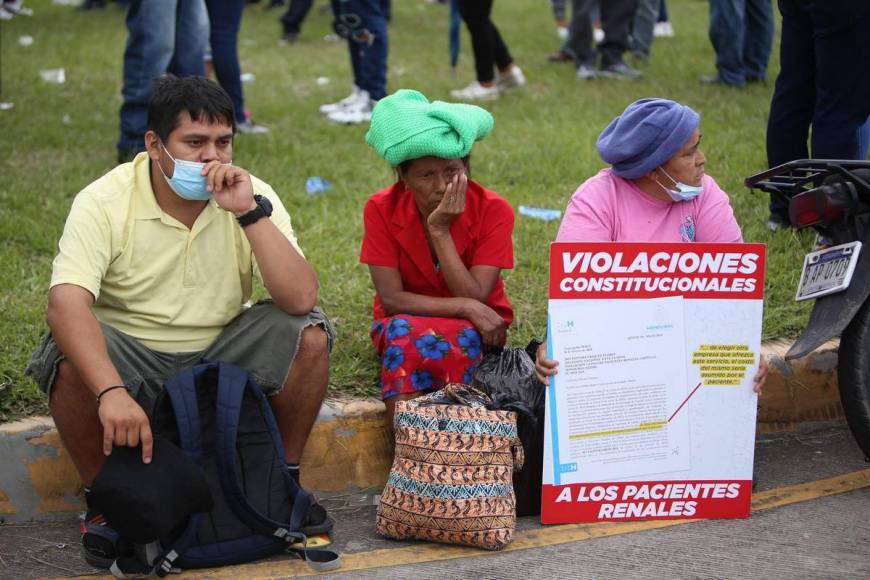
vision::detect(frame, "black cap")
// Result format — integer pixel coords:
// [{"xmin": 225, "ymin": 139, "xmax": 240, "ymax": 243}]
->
[{"xmin": 88, "ymin": 436, "xmax": 213, "ymax": 543}]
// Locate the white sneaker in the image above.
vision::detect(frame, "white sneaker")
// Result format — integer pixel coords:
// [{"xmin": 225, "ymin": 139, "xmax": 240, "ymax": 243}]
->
[
  {"xmin": 0, "ymin": 7, "xmax": 13, "ymax": 19},
  {"xmin": 236, "ymin": 120, "xmax": 270, "ymax": 135},
  {"xmin": 326, "ymin": 99, "xmax": 374, "ymax": 124},
  {"xmin": 654, "ymin": 21, "xmax": 674, "ymax": 38},
  {"xmin": 450, "ymin": 81, "xmax": 499, "ymax": 101},
  {"xmin": 319, "ymin": 87, "xmax": 366, "ymax": 114},
  {"xmin": 576, "ymin": 64, "xmax": 597, "ymax": 80},
  {"xmin": 593, "ymin": 27, "xmax": 604, "ymax": 43},
  {"xmin": 497, "ymin": 66, "xmax": 526, "ymax": 91}
]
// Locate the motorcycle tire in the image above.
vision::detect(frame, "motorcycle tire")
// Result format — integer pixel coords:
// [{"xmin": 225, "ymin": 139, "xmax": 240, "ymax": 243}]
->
[{"xmin": 837, "ymin": 298, "xmax": 870, "ymax": 460}]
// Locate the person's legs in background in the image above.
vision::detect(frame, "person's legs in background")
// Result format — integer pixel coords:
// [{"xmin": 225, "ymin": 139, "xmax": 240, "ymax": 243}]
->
[
  {"xmin": 206, "ymin": 0, "xmax": 268, "ymax": 133},
  {"xmin": 706, "ymin": 0, "xmax": 747, "ymax": 86},
  {"xmin": 319, "ymin": 0, "xmax": 366, "ymax": 115},
  {"xmin": 205, "ymin": 0, "xmax": 245, "ymax": 125},
  {"xmin": 765, "ymin": 0, "xmax": 813, "ymax": 227},
  {"xmin": 565, "ymin": 0, "xmax": 596, "ymax": 77},
  {"xmin": 280, "ymin": 0, "xmax": 315, "ymax": 42},
  {"xmin": 809, "ymin": 8, "xmax": 870, "ymax": 162},
  {"xmin": 170, "ymin": 0, "xmax": 208, "ymax": 76},
  {"xmin": 117, "ymin": 0, "xmax": 179, "ymax": 161},
  {"xmin": 551, "ymin": 0, "xmax": 569, "ymax": 40},
  {"xmin": 654, "ymin": 0, "xmax": 674, "ymax": 36},
  {"xmin": 453, "ymin": 0, "xmax": 499, "ymax": 99},
  {"xmin": 742, "ymin": 0, "xmax": 774, "ymax": 82},
  {"xmin": 598, "ymin": 0, "xmax": 641, "ymax": 79},
  {"xmin": 325, "ymin": 0, "xmax": 388, "ymax": 123},
  {"xmin": 631, "ymin": 0, "xmax": 659, "ymax": 61}
]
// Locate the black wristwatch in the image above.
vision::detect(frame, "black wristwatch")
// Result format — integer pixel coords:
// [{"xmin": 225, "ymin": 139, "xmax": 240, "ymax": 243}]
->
[{"xmin": 236, "ymin": 194, "xmax": 273, "ymax": 227}]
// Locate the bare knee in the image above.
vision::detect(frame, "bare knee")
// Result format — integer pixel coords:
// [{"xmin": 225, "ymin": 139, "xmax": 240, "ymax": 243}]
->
[{"xmin": 295, "ymin": 325, "xmax": 329, "ymax": 363}]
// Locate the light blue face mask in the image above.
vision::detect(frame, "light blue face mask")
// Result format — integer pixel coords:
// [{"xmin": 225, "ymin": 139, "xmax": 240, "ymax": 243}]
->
[
  {"xmin": 157, "ymin": 144, "xmax": 214, "ymax": 201},
  {"xmin": 657, "ymin": 168, "xmax": 703, "ymax": 202}
]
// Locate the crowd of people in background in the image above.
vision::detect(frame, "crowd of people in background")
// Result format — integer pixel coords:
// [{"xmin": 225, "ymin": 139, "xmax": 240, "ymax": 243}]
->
[{"xmin": 23, "ymin": 0, "xmax": 868, "ymax": 213}]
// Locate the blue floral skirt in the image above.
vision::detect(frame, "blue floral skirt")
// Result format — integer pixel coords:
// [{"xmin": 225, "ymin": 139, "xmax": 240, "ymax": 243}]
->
[{"xmin": 371, "ymin": 315, "xmax": 483, "ymax": 401}]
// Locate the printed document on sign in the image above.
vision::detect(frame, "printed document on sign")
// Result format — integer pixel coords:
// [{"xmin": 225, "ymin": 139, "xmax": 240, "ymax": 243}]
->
[{"xmin": 548, "ymin": 296, "xmax": 691, "ymax": 483}]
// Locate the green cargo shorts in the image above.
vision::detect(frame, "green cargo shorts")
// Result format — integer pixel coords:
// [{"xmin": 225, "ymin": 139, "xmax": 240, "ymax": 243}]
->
[{"xmin": 25, "ymin": 301, "xmax": 334, "ymax": 412}]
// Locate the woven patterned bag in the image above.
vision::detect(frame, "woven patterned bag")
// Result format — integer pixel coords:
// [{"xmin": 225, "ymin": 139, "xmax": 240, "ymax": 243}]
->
[{"xmin": 376, "ymin": 384, "xmax": 524, "ymax": 550}]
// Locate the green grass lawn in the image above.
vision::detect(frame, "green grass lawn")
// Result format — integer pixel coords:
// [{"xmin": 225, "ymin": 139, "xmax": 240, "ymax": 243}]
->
[{"xmin": 0, "ymin": 0, "xmax": 816, "ymax": 420}]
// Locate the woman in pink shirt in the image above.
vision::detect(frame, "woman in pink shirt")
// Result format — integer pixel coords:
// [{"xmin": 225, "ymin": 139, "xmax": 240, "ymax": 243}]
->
[{"xmin": 536, "ymin": 98, "xmax": 766, "ymax": 388}]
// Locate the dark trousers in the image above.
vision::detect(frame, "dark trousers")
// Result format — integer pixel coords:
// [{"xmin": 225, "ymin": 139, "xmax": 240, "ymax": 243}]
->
[
  {"xmin": 331, "ymin": 0, "xmax": 390, "ymax": 100},
  {"xmin": 565, "ymin": 0, "xmax": 633, "ymax": 68},
  {"xmin": 281, "ymin": 0, "xmax": 315, "ymax": 34},
  {"xmin": 206, "ymin": 0, "xmax": 247, "ymax": 124},
  {"xmin": 708, "ymin": 0, "xmax": 774, "ymax": 85},
  {"xmin": 457, "ymin": 0, "xmax": 513, "ymax": 83},
  {"xmin": 117, "ymin": 0, "xmax": 208, "ymax": 154},
  {"xmin": 766, "ymin": 0, "xmax": 870, "ymax": 216}
]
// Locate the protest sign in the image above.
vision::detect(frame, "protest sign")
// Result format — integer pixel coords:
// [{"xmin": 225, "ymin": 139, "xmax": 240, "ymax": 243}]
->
[{"xmin": 542, "ymin": 242, "xmax": 766, "ymax": 523}]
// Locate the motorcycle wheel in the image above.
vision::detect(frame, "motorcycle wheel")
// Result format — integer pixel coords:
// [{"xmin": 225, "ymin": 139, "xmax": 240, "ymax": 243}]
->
[{"xmin": 838, "ymin": 298, "xmax": 870, "ymax": 460}]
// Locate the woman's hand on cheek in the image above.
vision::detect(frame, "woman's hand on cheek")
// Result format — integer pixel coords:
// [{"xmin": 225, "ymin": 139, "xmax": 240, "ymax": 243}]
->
[{"xmin": 427, "ymin": 172, "xmax": 467, "ymax": 233}]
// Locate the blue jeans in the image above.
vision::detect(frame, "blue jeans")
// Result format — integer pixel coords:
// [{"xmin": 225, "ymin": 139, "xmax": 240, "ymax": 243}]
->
[
  {"xmin": 708, "ymin": 0, "xmax": 774, "ymax": 86},
  {"xmin": 206, "ymin": 0, "xmax": 246, "ymax": 124},
  {"xmin": 117, "ymin": 0, "xmax": 209, "ymax": 154},
  {"xmin": 631, "ymin": 0, "xmax": 659, "ymax": 58},
  {"xmin": 331, "ymin": 0, "xmax": 389, "ymax": 100}
]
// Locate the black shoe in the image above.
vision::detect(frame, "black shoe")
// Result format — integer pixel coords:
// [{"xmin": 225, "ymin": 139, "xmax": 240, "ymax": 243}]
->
[{"xmin": 281, "ymin": 31, "xmax": 299, "ymax": 44}]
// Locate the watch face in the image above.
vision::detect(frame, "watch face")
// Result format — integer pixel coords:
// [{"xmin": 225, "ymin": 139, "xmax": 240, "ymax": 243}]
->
[{"xmin": 257, "ymin": 195, "xmax": 273, "ymax": 217}]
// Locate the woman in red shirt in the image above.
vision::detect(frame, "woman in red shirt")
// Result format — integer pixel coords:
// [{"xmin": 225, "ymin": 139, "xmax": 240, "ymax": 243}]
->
[{"xmin": 361, "ymin": 89, "xmax": 515, "ymax": 419}]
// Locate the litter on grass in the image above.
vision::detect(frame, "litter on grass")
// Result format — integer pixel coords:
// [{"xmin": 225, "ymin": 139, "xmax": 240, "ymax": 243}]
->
[
  {"xmin": 518, "ymin": 205, "xmax": 562, "ymax": 221},
  {"xmin": 18, "ymin": 35, "xmax": 34, "ymax": 47},
  {"xmin": 306, "ymin": 176, "xmax": 332, "ymax": 196},
  {"xmin": 316, "ymin": 76, "xmax": 331, "ymax": 86},
  {"xmin": 240, "ymin": 73, "xmax": 255, "ymax": 83},
  {"xmin": 39, "ymin": 68, "xmax": 65, "ymax": 84}
]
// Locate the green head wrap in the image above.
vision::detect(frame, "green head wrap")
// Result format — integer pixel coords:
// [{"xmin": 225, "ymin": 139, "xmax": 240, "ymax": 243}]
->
[{"xmin": 365, "ymin": 89, "xmax": 494, "ymax": 166}]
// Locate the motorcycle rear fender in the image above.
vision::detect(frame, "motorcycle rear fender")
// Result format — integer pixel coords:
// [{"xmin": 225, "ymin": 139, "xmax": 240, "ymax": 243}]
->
[{"xmin": 786, "ymin": 229, "xmax": 870, "ymax": 360}]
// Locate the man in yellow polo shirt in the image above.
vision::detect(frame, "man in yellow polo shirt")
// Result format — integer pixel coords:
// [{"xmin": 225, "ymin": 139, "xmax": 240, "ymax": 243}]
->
[{"xmin": 26, "ymin": 76, "xmax": 333, "ymax": 566}]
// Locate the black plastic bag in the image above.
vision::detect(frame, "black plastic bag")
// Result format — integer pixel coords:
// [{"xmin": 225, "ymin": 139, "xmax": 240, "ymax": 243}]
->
[{"xmin": 472, "ymin": 339, "xmax": 546, "ymax": 516}]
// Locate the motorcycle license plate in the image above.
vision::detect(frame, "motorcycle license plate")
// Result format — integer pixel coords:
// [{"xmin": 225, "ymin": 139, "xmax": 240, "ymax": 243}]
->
[{"xmin": 795, "ymin": 241, "xmax": 862, "ymax": 302}]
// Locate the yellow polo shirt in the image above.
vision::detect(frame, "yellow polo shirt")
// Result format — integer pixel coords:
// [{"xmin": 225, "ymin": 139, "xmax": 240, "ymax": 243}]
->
[{"xmin": 50, "ymin": 153, "xmax": 303, "ymax": 352}]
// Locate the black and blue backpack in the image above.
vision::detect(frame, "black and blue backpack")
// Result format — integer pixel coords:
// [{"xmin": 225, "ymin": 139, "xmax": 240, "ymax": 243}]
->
[{"xmin": 108, "ymin": 360, "xmax": 340, "ymax": 576}]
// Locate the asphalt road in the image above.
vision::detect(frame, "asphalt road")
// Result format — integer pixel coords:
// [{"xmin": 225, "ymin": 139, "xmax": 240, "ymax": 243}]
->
[{"xmin": 1, "ymin": 423, "xmax": 867, "ymax": 579}]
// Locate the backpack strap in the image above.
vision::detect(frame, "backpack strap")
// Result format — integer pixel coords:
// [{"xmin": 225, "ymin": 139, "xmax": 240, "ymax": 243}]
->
[
  {"xmin": 149, "ymin": 365, "xmax": 210, "ymax": 577},
  {"xmin": 213, "ymin": 361, "xmax": 341, "ymax": 572}
]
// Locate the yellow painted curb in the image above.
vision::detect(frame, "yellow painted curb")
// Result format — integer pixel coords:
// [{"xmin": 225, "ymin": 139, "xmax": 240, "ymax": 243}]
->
[
  {"xmin": 70, "ymin": 468, "xmax": 870, "ymax": 579},
  {"xmin": 4, "ymin": 340, "xmax": 844, "ymax": 522}
]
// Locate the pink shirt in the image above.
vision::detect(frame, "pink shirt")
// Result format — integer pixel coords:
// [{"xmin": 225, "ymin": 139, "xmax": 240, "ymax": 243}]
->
[{"xmin": 556, "ymin": 169, "xmax": 743, "ymax": 243}]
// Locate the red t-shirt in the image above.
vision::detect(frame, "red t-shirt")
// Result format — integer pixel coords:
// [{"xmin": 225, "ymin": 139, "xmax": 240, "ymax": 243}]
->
[{"xmin": 360, "ymin": 178, "xmax": 515, "ymax": 325}]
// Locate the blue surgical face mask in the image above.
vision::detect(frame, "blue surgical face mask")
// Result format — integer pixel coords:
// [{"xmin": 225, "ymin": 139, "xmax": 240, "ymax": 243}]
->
[
  {"xmin": 157, "ymin": 144, "xmax": 213, "ymax": 201},
  {"xmin": 657, "ymin": 168, "xmax": 703, "ymax": 202}
]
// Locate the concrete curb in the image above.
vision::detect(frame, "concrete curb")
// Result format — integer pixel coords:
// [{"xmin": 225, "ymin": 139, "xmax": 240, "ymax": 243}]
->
[{"xmin": 0, "ymin": 341, "xmax": 844, "ymax": 523}]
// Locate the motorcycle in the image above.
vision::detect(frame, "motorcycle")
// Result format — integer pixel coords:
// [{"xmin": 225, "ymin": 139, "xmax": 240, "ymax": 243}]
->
[{"xmin": 745, "ymin": 160, "xmax": 870, "ymax": 460}]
